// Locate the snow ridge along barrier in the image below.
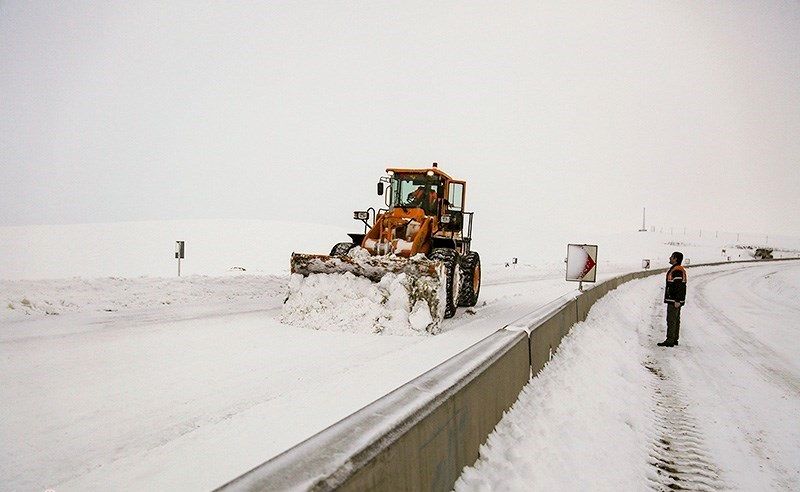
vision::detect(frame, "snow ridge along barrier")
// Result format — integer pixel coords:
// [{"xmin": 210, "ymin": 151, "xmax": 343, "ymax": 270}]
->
[{"xmin": 217, "ymin": 258, "xmax": 798, "ymax": 492}]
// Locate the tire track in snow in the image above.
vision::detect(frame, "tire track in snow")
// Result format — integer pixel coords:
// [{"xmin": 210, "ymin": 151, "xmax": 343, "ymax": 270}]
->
[
  {"xmin": 691, "ymin": 267, "xmax": 800, "ymax": 397},
  {"xmin": 683, "ymin": 263, "xmax": 800, "ymax": 489},
  {"xmin": 642, "ymin": 300, "xmax": 725, "ymax": 492}
]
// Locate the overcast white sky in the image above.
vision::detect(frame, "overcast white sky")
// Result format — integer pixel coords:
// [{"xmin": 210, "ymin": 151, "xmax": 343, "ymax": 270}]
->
[{"xmin": 2, "ymin": 2, "xmax": 798, "ymax": 245}]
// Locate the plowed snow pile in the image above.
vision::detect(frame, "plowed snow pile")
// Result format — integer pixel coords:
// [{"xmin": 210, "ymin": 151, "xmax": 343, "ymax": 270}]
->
[{"xmin": 281, "ymin": 271, "xmax": 441, "ymax": 335}]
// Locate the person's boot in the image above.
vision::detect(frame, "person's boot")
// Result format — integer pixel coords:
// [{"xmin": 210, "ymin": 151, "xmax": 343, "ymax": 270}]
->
[{"xmin": 657, "ymin": 340, "xmax": 675, "ymax": 347}]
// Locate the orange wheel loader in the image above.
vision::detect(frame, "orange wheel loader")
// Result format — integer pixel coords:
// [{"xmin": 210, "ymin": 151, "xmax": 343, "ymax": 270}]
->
[{"xmin": 290, "ymin": 163, "xmax": 481, "ymax": 321}]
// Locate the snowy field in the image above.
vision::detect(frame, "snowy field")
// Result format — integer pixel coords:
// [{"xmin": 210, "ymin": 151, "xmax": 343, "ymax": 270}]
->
[
  {"xmin": 1, "ymin": 220, "xmax": 799, "ymax": 490},
  {"xmin": 456, "ymin": 261, "xmax": 800, "ymax": 491}
]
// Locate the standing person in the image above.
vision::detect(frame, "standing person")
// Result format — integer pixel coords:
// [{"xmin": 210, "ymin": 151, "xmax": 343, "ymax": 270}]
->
[{"xmin": 658, "ymin": 251, "xmax": 687, "ymax": 347}]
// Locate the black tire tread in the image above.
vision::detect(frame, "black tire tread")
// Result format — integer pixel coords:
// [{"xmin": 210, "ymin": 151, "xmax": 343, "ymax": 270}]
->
[
  {"xmin": 330, "ymin": 242, "xmax": 357, "ymax": 256},
  {"xmin": 429, "ymin": 248, "xmax": 460, "ymax": 318},
  {"xmin": 458, "ymin": 251, "xmax": 481, "ymax": 307}
]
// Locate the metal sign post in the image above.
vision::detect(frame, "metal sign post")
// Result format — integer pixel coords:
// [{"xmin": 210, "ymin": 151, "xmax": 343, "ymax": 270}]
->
[{"xmin": 175, "ymin": 241, "xmax": 185, "ymax": 277}]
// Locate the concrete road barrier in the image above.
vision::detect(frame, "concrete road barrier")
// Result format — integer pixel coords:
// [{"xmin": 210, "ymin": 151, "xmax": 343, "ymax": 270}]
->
[
  {"xmin": 338, "ymin": 331, "xmax": 529, "ymax": 492},
  {"xmin": 527, "ymin": 300, "xmax": 576, "ymax": 377},
  {"xmin": 217, "ymin": 330, "xmax": 529, "ymax": 492}
]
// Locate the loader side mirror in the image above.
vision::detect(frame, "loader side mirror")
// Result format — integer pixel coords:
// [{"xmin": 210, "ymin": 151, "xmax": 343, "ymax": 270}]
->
[{"xmin": 377, "ymin": 182, "xmax": 384, "ymax": 195}]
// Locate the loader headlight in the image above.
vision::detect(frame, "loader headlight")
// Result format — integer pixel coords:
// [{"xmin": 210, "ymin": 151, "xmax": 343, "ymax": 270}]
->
[
  {"xmin": 440, "ymin": 214, "xmax": 452, "ymax": 224},
  {"xmin": 354, "ymin": 211, "xmax": 370, "ymax": 220},
  {"xmin": 426, "ymin": 170, "xmax": 434, "ymax": 176}
]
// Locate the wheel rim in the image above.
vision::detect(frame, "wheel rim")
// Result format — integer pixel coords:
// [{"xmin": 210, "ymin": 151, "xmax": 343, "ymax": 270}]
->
[{"xmin": 473, "ymin": 263, "xmax": 481, "ymax": 293}]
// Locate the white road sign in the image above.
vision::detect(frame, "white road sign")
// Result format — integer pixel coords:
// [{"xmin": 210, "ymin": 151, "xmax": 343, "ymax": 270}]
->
[{"xmin": 566, "ymin": 244, "xmax": 598, "ymax": 283}]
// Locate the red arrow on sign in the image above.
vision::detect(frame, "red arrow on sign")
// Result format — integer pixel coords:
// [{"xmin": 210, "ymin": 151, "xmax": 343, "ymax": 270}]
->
[{"xmin": 580, "ymin": 254, "xmax": 596, "ymax": 278}]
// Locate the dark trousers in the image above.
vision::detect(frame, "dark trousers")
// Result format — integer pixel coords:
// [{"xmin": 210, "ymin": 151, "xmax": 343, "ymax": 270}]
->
[{"xmin": 666, "ymin": 304, "xmax": 681, "ymax": 343}]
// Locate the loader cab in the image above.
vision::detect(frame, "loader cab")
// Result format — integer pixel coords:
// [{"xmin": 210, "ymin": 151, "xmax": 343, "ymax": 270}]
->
[
  {"xmin": 383, "ymin": 170, "xmax": 466, "ymax": 218},
  {"xmin": 387, "ymin": 172, "xmax": 443, "ymax": 216},
  {"xmin": 377, "ymin": 165, "xmax": 473, "ymax": 254}
]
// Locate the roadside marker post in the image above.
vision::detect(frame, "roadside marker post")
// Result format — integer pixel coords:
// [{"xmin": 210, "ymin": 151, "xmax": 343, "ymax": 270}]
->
[{"xmin": 175, "ymin": 241, "xmax": 185, "ymax": 277}]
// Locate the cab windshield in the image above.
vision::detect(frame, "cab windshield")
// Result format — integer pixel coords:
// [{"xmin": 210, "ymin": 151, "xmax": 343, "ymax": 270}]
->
[{"xmin": 390, "ymin": 174, "xmax": 441, "ymax": 215}]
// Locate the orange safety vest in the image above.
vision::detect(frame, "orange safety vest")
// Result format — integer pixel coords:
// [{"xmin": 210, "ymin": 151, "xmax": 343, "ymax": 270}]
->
[{"xmin": 664, "ymin": 265, "xmax": 687, "ymax": 305}]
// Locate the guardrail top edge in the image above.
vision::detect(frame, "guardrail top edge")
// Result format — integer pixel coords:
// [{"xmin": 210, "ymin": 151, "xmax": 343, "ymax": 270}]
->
[{"xmin": 217, "ymin": 329, "xmax": 526, "ymax": 491}]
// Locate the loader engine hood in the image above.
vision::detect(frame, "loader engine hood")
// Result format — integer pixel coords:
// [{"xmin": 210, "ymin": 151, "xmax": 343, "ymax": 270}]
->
[{"xmin": 361, "ymin": 208, "xmax": 434, "ymax": 258}]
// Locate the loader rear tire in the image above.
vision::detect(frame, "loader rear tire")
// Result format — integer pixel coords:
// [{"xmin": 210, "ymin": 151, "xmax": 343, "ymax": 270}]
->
[
  {"xmin": 429, "ymin": 248, "xmax": 460, "ymax": 319},
  {"xmin": 330, "ymin": 242, "xmax": 356, "ymax": 257},
  {"xmin": 458, "ymin": 251, "xmax": 481, "ymax": 307}
]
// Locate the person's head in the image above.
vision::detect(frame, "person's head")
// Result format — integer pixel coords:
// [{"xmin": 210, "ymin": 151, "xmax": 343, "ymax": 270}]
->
[{"xmin": 670, "ymin": 251, "xmax": 683, "ymax": 265}]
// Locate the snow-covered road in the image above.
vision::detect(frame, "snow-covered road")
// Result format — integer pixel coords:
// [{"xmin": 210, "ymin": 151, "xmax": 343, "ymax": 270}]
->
[
  {"xmin": 456, "ymin": 261, "xmax": 800, "ymax": 491},
  {"xmin": 1, "ymin": 269, "xmax": 597, "ymax": 491},
  {"xmin": 670, "ymin": 264, "xmax": 800, "ymax": 490}
]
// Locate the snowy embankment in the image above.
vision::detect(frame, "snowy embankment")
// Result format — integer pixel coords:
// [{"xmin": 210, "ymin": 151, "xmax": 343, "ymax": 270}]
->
[
  {"xmin": 456, "ymin": 262, "xmax": 800, "ymax": 491},
  {"xmin": 2, "ymin": 219, "xmax": 798, "ymax": 283},
  {"xmin": 1, "ymin": 274, "xmax": 287, "ymax": 320},
  {"xmin": 3, "ymin": 219, "xmax": 797, "ymax": 330}
]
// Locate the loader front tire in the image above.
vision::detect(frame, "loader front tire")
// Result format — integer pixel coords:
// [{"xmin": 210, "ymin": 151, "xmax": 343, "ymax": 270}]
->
[
  {"xmin": 458, "ymin": 251, "xmax": 481, "ymax": 307},
  {"xmin": 330, "ymin": 242, "xmax": 356, "ymax": 257},
  {"xmin": 429, "ymin": 248, "xmax": 460, "ymax": 319}
]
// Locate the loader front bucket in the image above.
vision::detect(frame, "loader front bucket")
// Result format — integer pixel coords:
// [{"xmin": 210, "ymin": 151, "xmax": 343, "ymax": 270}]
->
[
  {"xmin": 289, "ymin": 252, "xmax": 446, "ymax": 328},
  {"xmin": 291, "ymin": 253, "xmax": 440, "ymax": 281}
]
